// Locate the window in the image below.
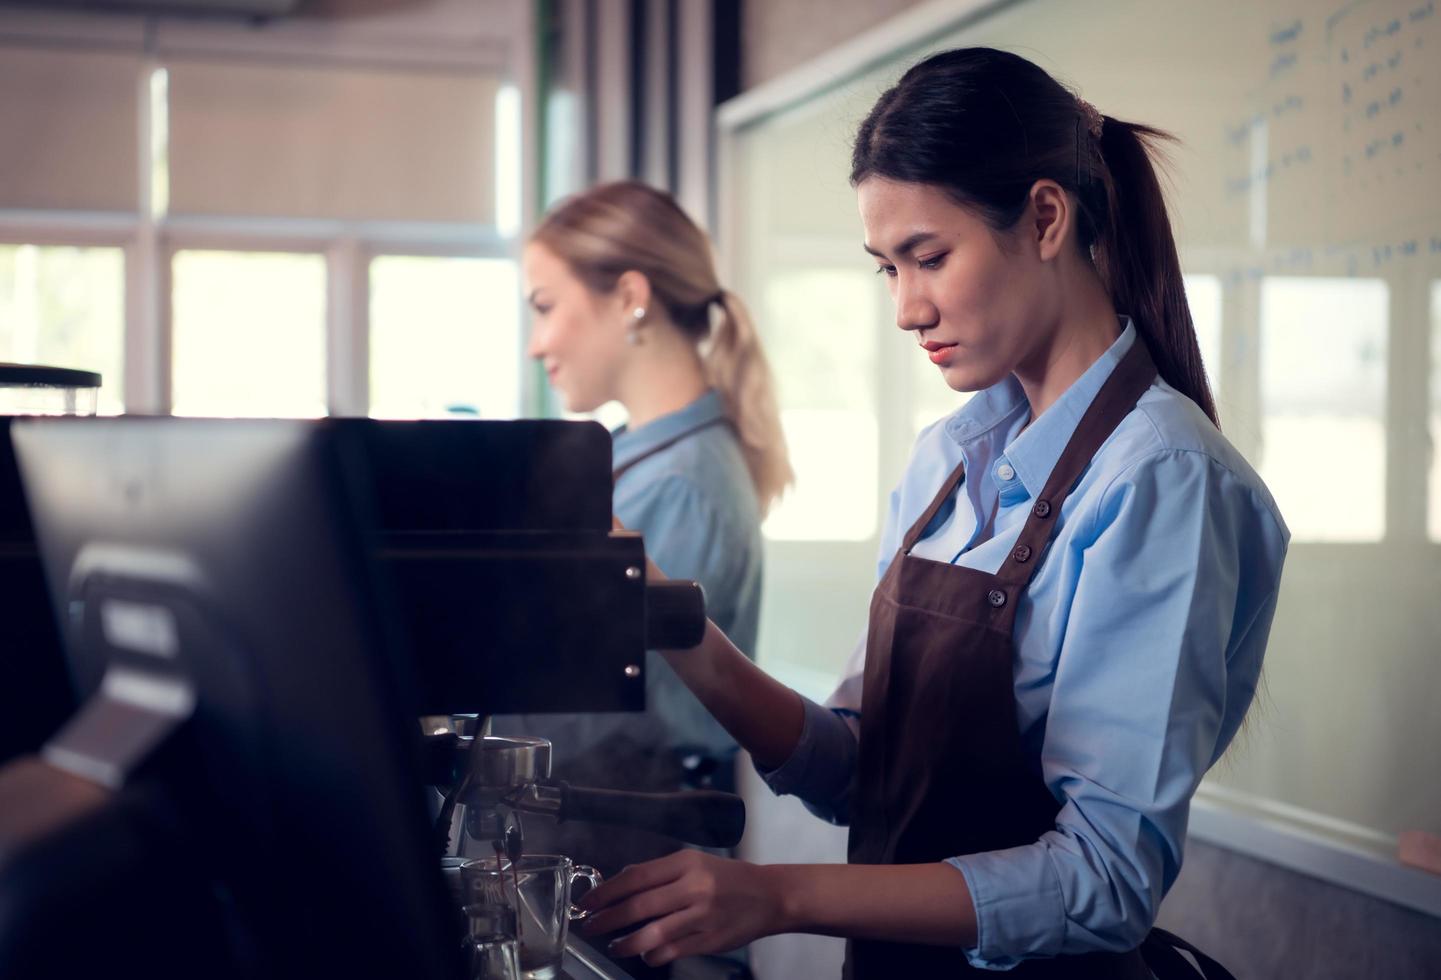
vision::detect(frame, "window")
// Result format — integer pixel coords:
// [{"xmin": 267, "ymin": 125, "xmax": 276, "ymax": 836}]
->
[
  {"xmin": 369, "ymin": 256, "xmax": 521, "ymax": 419},
  {"xmin": 0, "ymin": 244, "xmax": 124, "ymax": 414},
  {"xmin": 170, "ymin": 250, "xmax": 326, "ymax": 418},
  {"xmin": 1259, "ymin": 276, "xmax": 1388, "ymax": 542}
]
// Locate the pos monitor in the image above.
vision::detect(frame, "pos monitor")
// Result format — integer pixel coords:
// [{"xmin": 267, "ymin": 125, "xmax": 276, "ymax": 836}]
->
[{"xmin": 6, "ymin": 416, "xmax": 461, "ymax": 980}]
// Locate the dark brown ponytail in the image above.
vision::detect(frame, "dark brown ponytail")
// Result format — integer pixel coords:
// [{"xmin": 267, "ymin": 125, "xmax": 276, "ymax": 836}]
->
[
  {"xmin": 851, "ymin": 47, "xmax": 1219, "ymax": 426},
  {"xmin": 1092, "ymin": 119, "xmax": 1218, "ymax": 425}
]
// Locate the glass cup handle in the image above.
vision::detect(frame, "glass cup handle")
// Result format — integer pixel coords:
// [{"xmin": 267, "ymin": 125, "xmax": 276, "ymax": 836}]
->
[{"xmin": 567, "ymin": 865, "xmax": 604, "ymax": 922}]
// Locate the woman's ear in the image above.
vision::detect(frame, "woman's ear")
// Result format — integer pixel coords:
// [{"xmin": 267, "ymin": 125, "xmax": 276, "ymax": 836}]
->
[
  {"xmin": 614, "ymin": 270, "xmax": 654, "ymax": 318},
  {"xmin": 1028, "ymin": 180, "xmax": 1071, "ymax": 262}
]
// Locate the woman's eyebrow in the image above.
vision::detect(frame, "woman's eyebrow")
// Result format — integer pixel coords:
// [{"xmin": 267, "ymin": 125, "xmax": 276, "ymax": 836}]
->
[{"xmin": 862, "ymin": 232, "xmax": 940, "ymax": 259}]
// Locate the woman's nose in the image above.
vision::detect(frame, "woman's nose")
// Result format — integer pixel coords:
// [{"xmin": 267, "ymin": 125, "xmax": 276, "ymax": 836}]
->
[
  {"xmin": 895, "ymin": 278, "xmax": 938, "ymax": 333},
  {"xmin": 525, "ymin": 327, "xmax": 544, "ymax": 360}
]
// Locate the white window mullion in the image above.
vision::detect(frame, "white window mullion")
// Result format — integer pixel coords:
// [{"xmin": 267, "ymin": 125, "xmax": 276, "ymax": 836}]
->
[
  {"xmin": 126, "ymin": 60, "xmax": 166, "ymax": 414},
  {"xmin": 326, "ymin": 238, "xmax": 369, "ymax": 417}
]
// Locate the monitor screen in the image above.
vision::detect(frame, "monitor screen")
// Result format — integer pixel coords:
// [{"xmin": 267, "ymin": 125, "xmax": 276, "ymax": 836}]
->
[
  {"xmin": 0, "ymin": 418, "xmax": 75, "ymax": 765},
  {"xmin": 13, "ymin": 416, "xmax": 461, "ymax": 980}
]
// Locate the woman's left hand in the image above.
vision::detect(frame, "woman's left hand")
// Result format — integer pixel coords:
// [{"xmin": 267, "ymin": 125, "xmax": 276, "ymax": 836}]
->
[{"xmin": 577, "ymin": 850, "xmax": 786, "ymax": 966}]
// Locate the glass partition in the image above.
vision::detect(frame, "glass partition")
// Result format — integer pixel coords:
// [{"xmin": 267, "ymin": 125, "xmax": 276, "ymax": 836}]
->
[{"xmin": 721, "ymin": 0, "xmax": 1441, "ymax": 882}]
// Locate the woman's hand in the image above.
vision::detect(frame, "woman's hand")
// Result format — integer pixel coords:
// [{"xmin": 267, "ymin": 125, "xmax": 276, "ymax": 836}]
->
[{"xmin": 577, "ymin": 850, "xmax": 786, "ymax": 966}]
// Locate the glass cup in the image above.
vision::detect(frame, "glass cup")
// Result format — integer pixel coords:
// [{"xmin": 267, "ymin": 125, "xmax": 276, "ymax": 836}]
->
[
  {"xmin": 465, "ymin": 936, "xmax": 521, "ymax": 980},
  {"xmin": 463, "ymin": 903, "xmax": 522, "ymax": 980},
  {"xmin": 461, "ymin": 854, "xmax": 602, "ymax": 980}
]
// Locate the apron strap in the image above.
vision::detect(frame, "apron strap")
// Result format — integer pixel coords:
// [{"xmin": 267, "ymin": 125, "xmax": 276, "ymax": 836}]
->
[
  {"xmin": 1140, "ymin": 927, "xmax": 1238, "ymax": 980},
  {"xmin": 612, "ymin": 416, "xmax": 729, "ymax": 484},
  {"xmin": 900, "ymin": 459, "xmax": 967, "ymax": 554},
  {"xmin": 992, "ymin": 335, "xmax": 1158, "ymax": 594}
]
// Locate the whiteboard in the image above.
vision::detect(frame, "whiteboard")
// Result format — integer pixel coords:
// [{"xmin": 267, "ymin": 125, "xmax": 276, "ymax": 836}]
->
[{"xmin": 718, "ymin": 0, "xmax": 1441, "ymax": 911}]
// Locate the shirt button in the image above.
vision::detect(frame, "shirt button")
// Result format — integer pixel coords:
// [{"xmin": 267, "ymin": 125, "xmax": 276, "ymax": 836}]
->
[
  {"xmin": 1034, "ymin": 499, "xmax": 1052, "ymax": 518},
  {"xmin": 987, "ymin": 589, "xmax": 1007, "ymax": 608},
  {"xmin": 996, "ymin": 462, "xmax": 1016, "ymax": 482},
  {"xmin": 1012, "ymin": 544, "xmax": 1032, "ymax": 563}
]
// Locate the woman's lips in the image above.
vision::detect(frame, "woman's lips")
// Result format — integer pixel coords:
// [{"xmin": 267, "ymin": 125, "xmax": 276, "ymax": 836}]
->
[{"xmin": 922, "ymin": 342, "xmax": 958, "ymax": 365}]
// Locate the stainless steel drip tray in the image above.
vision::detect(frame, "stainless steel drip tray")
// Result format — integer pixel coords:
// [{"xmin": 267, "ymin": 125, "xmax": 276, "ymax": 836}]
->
[{"xmin": 562, "ymin": 936, "xmax": 636, "ymax": 979}]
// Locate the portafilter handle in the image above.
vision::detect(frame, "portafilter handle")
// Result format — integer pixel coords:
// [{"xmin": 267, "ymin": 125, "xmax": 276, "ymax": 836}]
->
[{"xmin": 504, "ymin": 780, "xmax": 746, "ymax": 849}]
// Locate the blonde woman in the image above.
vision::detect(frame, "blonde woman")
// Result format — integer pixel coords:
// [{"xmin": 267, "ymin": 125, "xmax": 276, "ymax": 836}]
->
[{"xmin": 499, "ymin": 181, "xmax": 791, "ymax": 877}]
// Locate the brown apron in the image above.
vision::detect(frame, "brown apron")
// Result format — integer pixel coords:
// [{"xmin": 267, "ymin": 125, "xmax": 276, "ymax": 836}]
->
[{"xmin": 845, "ymin": 338, "xmax": 1232, "ymax": 980}]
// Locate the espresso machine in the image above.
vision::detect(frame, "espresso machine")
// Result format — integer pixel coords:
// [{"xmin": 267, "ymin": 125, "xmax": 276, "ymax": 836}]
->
[
  {"xmin": 0, "ymin": 416, "xmax": 744, "ymax": 980},
  {"xmin": 336, "ymin": 418, "xmax": 747, "ymax": 861}
]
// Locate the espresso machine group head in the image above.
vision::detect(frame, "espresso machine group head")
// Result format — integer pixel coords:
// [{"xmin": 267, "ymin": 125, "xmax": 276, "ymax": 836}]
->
[{"xmin": 426, "ymin": 729, "xmax": 746, "ymax": 862}]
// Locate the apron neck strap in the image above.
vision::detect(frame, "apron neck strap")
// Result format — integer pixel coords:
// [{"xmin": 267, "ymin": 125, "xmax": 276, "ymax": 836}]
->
[
  {"xmin": 612, "ymin": 415, "xmax": 729, "ymax": 484},
  {"xmin": 901, "ymin": 459, "xmax": 967, "ymax": 555},
  {"xmin": 993, "ymin": 335, "xmax": 1158, "ymax": 590}
]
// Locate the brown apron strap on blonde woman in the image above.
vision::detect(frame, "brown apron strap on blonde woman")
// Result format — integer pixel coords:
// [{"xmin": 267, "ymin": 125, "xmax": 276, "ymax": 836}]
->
[{"xmin": 610, "ymin": 417, "xmax": 729, "ymax": 484}]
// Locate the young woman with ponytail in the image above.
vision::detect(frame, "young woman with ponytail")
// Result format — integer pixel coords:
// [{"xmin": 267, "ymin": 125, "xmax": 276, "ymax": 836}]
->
[
  {"xmin": 501, "ymin": 182, "xmax": 791, "ymax": 915},
  {"xmin": 575, "ymin": 49, "xmax": 1289, "ymax": 979}
]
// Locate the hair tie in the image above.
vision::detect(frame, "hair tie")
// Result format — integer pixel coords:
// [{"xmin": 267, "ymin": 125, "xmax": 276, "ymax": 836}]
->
[
  {"xmin": 1076, "ymin": 97, "xmax": 1104, "ymax": 139},
  {"xmin": 709, "ymin": 290, "xmax": 727, "ymax": 307}
]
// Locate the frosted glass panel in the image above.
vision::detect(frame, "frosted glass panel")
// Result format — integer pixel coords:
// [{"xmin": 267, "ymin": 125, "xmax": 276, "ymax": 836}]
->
[
  {"xmin": 1432, "ymin": 281, "xmax": 1441, "ymax": 543},
  {"xmin": 759, "ymin": 269, "xmax": 879, "ymax": 541},
  {"xmin": 1259, "ymin": 277, "xmax": 1388, "ymax": 542},
  {"xmin": 723, "ymin": 0, "xmax": 1441, "ymax": 870},
  {"xmin": 764, "ymin": 409, "xmax": 878, "ymax": 541},
  {"xmin": 1184, "ymin": 273, "xmax": 1223, "ymax": 394}
]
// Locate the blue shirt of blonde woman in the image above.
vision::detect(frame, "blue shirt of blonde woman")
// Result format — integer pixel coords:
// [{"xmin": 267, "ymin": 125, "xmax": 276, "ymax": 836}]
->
[
  {"xmin": 612, "ymin": 388, "xmax": 764, "ymax": 758},
  {"xmin": 761, "ymin": 321, "xmax": 1290, "ymax": 969}
]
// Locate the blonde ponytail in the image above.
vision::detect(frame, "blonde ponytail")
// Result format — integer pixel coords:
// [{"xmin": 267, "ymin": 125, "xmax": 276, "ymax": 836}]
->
[
  {"xmin": 533, "ymin": 180, "xmax": 794, "ymax": 514},
  {"xmin": 706, "ymin": 291, "xmax": 793, "ymax": 516}
]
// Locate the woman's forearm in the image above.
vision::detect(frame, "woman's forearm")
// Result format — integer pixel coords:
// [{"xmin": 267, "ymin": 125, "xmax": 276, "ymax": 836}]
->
[
  {"xmin": 660, "ymin": 620, "xmax": 804, "ymax": 770},
  {"xmin": 766, "ymin": 861, "xmax": 978, "ymax": 948}
]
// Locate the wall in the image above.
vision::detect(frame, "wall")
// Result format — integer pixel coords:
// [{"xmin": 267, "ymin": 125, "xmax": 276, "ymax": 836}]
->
[{"xmin": 740, "ymin": 0, "xmax": 929, "ymax": 89}]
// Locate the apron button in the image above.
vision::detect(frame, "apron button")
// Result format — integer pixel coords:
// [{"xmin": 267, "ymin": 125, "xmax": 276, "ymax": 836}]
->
[
  {"xmin": 987, "ymin": 589, "xmax": 1007, "ymax": 608},
  {"xmin": 1033, "ymin": 499, "xmax": 1052, "ymax": 518},
  {"xmin": 1012, "ymin": 544, "xmax": 1032, "ymax": 563}
]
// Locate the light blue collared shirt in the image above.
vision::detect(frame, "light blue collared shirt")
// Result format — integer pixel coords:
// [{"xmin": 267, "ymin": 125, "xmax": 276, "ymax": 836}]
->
[
  {"xmin": 497, "ymin": 390, "xmax": 763, "ymax": 765},
  {"xmin": 612, "ymin": 389, "xmax": 764, "ymax": 756},
  {"xmin": 762, "ymin": 323, "xmax": 1289, "ymax": 969}
]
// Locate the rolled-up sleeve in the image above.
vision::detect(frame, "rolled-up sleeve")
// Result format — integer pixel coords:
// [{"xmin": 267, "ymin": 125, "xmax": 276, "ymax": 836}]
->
[
  {"xmin": 951, "ymin": 449, "xmax": 1287, "ymax": 968},
  {"xmin": 752, "ymin": 455, "xmax": 920, "ymax": 822},
  {"xmin": 755, "ymin": 695, "xmax": 860, "ymax": 824}
]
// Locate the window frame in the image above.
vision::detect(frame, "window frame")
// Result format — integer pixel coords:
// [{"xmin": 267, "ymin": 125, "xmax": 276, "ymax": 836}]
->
[{"xmin": 0, "ymin": 2, "xmax": 540, "ymax": 419}]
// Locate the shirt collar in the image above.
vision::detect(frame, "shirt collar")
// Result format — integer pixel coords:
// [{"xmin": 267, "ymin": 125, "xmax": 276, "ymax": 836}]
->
[
  {"xmin": 945, "ymin": 318, "xmax": 1137, "ymax": 500},
  {"xmin": 611, "ymin": 388, "xmax": 728, "ymax": 471}
]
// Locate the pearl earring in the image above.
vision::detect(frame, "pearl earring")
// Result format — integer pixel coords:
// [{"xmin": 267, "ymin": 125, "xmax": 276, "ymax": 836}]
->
[{"xmin": 627, "ymin": 306, "xmax": 646, "ymax": 345}]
